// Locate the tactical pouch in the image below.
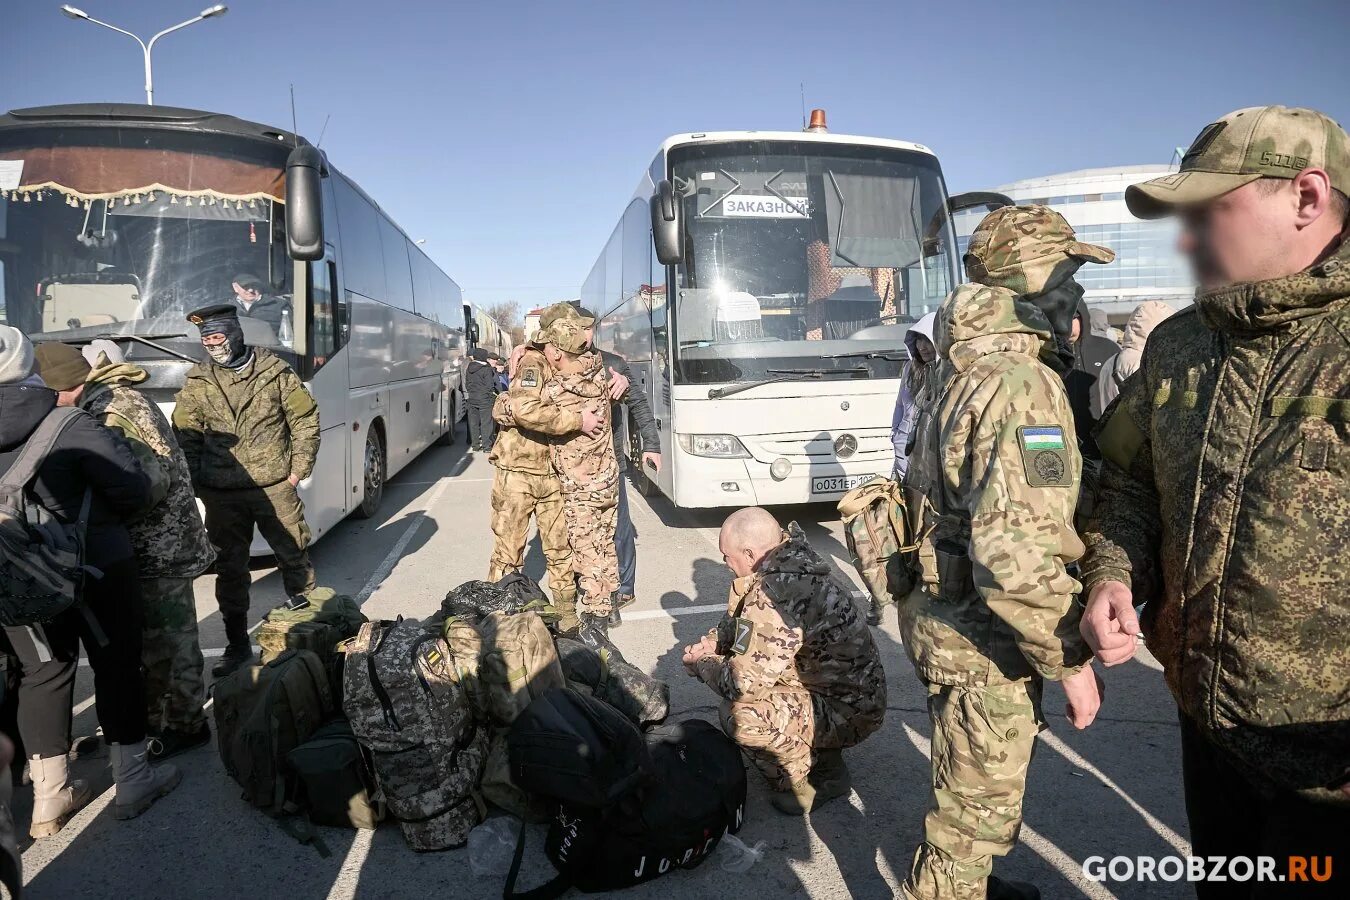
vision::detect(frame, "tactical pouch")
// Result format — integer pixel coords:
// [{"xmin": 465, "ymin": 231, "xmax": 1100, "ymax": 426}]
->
[{"xmin": 934, "ymin": 539, "xmax": 974, "ymax": 603}]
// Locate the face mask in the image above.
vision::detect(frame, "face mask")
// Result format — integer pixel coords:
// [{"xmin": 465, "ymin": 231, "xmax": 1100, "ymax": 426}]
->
[
  {"xmin": 1022, "ymin": 277, "xmax": 1084, "ymax": 373},
  {"xmin": 207, "ymin": 340, "xmax": 235, "ymax": 365}
]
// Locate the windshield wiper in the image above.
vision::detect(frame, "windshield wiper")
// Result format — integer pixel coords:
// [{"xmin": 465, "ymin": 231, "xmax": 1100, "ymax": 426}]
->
[
  {"xmin": 819, "ymin": 348, "xmax": 906, "ymax": 360},
  {"xmin": 707, "ymin": 366, "xmax": 867, "ymax": 400},
  {"xmin": 92, "ymin": 333, "xmax": 197, "ymax": 364}
]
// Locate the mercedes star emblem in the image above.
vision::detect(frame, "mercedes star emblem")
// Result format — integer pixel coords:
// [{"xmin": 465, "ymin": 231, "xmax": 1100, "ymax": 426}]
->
[{"xmin": 834, "ymin": 434, "xmax": 857, "ymax": 459}]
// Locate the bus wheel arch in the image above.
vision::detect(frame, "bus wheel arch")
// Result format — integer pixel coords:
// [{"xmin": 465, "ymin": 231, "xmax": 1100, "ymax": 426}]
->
[
  {"xmin": 354, "ymin": 419, "xmax": 387, "ymax": 519},
  {"xmin": 435, "ymin": 390, "xmax": 456, "ymax": 446}
]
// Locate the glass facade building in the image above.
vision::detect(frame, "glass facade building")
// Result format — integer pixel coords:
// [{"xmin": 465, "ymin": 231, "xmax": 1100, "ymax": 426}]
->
[{"xmin": 953, "ymin": 165, "xmax": 1194, "ymax": 322}]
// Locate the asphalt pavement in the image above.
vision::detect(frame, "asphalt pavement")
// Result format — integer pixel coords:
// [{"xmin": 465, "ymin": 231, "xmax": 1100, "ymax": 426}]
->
[{"xmin": 15, "ymin": 423, "xmax": 1191, "ymax": 899}]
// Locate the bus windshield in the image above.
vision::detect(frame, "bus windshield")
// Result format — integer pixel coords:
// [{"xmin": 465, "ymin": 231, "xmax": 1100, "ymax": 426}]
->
[
  {"xmin": 669, "ymin": 140, "xmax": 957, "ymax": 385},
  {"xmin": 0, "ymin": 127, "xmax": 293, "ymax": 357}
]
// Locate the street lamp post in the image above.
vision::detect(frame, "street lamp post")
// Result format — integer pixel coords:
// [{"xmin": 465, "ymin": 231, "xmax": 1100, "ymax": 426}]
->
[{"xmin": 59, "ymin": 5, "xmax": 228, "ymax": 105}]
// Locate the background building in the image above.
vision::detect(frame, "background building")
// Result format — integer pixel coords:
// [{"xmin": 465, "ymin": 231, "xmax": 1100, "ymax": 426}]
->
[{"xmin": 952, "ymin": 165, "xmax": 1194, "ymax": 324}]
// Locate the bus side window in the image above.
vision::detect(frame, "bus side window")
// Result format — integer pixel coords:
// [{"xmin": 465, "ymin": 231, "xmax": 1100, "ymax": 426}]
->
[{"xmin": 309, "ymin": 255, "xmax": 345, "ymax": 374}]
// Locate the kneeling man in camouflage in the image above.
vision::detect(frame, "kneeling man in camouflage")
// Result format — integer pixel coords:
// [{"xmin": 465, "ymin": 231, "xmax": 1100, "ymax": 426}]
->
[{"xmin": 682, "ymin": 507, "xmax": 886, "ymax": 815}]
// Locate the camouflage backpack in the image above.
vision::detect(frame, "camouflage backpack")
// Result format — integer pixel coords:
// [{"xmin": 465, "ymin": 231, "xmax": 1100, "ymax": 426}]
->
[
  {"xmin": 342, "ymin": 618, "xmax": 487, "ymax": 851},
  {"xmin": 0, "ymin": 407, "xmax": 96, "ymax": 628},
  {"xmin": 837, "ymin": 478, "xmax": 919, "ymax": 621}
]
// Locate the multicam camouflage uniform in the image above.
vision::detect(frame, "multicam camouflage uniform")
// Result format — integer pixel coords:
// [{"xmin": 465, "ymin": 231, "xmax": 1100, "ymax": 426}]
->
[
  {"xmin": 899, "ymin": 279, "xmax": 1093, "ymax": 899},
  {"xmin": 541, "ymin": 318, "xmax": 620, "ymax": 617},
  {"xmin": 488, "ymin": 344, "xmax": 580, "ymax": 630},
  {"xmin": 172, "ymin": 348, "xmax": 319, "ymax": 629},
  {"xmin": 692, "ymin": 524, "xmax": 886, "ymax": 790},
  {"xmin": 82, "ymin": 359, "xmax": 215, "ymax": 733}
]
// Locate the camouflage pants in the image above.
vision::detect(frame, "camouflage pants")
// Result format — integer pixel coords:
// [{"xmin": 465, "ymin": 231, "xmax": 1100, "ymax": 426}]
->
[
  {"xmin": 902, "ymin": 679, "xmax": 1044, "ymax": 900},
  {"xmin": 203, "ymin": 480, "xmax": 316, "ymax": 621},
  {"xmin": 561, "ymin": 490, "xmax": 618, "ymax": 615},
  {"xmin": 141, "ymin": 576, "xmax": 206, "ymax": 733},
  {"xmin": 487, "ymin": 468, "xmax": 577, "ymax": 628},
  {"xmin": 720, "ymin": 688, "xmax": 884, "ymax": 791}
]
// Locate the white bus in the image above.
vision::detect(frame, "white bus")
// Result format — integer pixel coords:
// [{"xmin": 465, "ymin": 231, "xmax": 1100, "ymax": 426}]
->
[
  {"xmin": 583, "ymin": 114, "xmax": 1001, "ymax": 508},
  {"xmin": 0, "ymin": 103, "xmax": 467, "ymax": 544},
  {"xmin": 464, "ymin": 302, "xmax": 513, "ymax": 357}
]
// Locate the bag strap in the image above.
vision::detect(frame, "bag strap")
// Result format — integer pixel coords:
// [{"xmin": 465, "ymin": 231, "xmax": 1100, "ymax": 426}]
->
[
  {"xmin": 503, "ymin": 822, "xmax": 572, "ymax": 900},
  {"xmin": 0, "ymin": 407, "xmax": 85, "ymax": 493}
]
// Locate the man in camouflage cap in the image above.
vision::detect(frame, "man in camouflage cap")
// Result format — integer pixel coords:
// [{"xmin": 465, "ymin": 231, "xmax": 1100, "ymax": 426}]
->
[
  {"xmin": 173, "ymin": 303, "xmax": 320, "ymax": 677},
  {"xmin": 1081, "ymin": 105, "xmax": 1350, "ymax": 882},
  {"xmin": 487, "ymin": 302, "xmax": 607, "ymax": 634},
  {"xmin": 898, "ymin": 208, "xmax": 1107, "ymax": 900},
  {"xmin": 683, "ymin": 507, "xmax": 885, "ymax": 815}
]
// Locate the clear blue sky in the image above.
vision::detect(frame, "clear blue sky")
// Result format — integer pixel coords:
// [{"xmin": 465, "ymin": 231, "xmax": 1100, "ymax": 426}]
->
[{"xmin": 4, "ymin": 0, "xmax": 1348, "ymax": 310}]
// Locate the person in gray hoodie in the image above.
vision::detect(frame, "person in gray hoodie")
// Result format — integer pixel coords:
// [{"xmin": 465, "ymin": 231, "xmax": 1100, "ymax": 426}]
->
[{"xmin": 889, "ymin": 313, "xmax": 938, "ymax": 479}]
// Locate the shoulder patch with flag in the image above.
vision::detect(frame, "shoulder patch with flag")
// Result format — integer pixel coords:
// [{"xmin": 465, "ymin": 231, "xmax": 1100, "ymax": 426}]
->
[{"xmin": 1017, "ymin": 425, "xmax": 1072, "ymax": 487}]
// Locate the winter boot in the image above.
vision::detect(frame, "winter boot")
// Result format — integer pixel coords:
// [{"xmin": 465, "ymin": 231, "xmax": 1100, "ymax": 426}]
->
[
  {"xmin": 147, "ymin": 722, "xmax": 212, "ymax": 762},
  {"xmin": 28, "ymin": 754, "xmax": 93, "ymax": 838},
  {"xmin": 987, "ymin": 875, "xmax": 1042, "ymax": 900},
  {"xmin": 110, "ymin": 740, "xmax": 182, "ymax": 820},
  {"xmin": 211, "ymin": 616, "xmax": 254, "ymax": 678}
]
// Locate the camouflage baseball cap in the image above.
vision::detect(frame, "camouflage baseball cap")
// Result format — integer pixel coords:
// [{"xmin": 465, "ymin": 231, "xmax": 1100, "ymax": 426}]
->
[
  {"xmin": 1126, "ymin": 106, "xmax": 1350, "ymax": 219},
  {"xmin": 537, "ymin": 301, "xmax": 593, "ymax": 332},
  {"xmin": 538, "ymin": 315, "xmax": 590, "ymax": 355},
  {"xmin": 964, "ymin": 205, "xmax": 1115, "ymax": 296}
]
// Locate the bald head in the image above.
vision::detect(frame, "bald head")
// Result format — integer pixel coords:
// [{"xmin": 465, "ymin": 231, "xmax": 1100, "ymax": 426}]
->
[{"xmin": 719, "ymin": 507, "xmax": 784, "ymax": 578}]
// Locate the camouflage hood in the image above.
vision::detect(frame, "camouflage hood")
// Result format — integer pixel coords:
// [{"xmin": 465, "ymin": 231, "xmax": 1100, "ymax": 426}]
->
[
  {"xmin": 935, "ymin": 283, "xmax": 1053, "ymax": 373},
  {"xmin": 757, "ymin": 523, "xmax": 831, "ymax": 585},
  {"xmin": 1197, "ymin": 237, "xmax": 1350, "ymax": 334},
  {"xmin": 84, "ymin": 360, "xmax": 149, "ymax": 402}
]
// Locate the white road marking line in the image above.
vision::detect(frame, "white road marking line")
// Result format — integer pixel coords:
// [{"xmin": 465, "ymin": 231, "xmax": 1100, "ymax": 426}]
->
[
  {"xmin": 391, "ymin": 477, "xmax": 495, "ymax": 486},
  {"xmin": 900, "ymin": 722, "xmax": 1119, "ymax": 900},
  {"xmin": 325, "ymin": 826, "xmax": 374, "ymax": 900},
  {"xmin": 1039, "ymin": 730, "xmax": 1189, "ymax": 855},
  {"xmin": 624, "ymin": 603, "xmax": 725, "ymax": 621}
]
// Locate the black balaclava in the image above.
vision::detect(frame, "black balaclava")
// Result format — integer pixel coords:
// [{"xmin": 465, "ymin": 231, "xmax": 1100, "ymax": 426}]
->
[
  {"xmin": 200, "ymin": 315, "xmax": 251, "ymax": 369},
  {"xmin": 1021, "ymin": 269, "xmax": 1085, "ymax": 376}
]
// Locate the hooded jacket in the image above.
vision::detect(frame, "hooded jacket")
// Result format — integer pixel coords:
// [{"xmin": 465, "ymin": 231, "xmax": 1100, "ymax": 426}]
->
[
  {"xmin": 172, "ymin": 349, "xmax": 320, "ymax": 491},
  {"xmin": 692, "ymin": 522, "xmax": 886, "ymax": 720},
  {"xmin": 901, "ymin": 284, "xmax": 1089, "ymax": 687},
  {"xmin": 890, "ymin": 313, "xmax": 938, "ymax": 477},
  {"xmin": 1090, "ymin": 300, "xmax": 1174, "ymax": 419},
  {"xmin": 463, "ymin": 350, "xmax": 498, "ymax": 405},
  {"xmin": 82, "ymin": 361, "xmax": 216, "ymax": 578},
  {"xmin": 1082, "ymin": 239, "xmax": 1350, "ymax": 801},
  {"xmin": 0, "ymin": 382, "xmax": 151, "ymax": 567}
]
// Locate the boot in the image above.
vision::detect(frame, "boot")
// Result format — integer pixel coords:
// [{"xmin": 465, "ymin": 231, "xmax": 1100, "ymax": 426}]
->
[
  {"xmin": 607, "ymin": 593, "xmax": 635, "ymax": 628},
  {"xmin": 577, "ymin": 612, "xmax": 625, "ymax": 662},
  {"xmin": 147, "ymin": 722, "xmax": 212, "ymax": 762},
  {"xmin": 866, "ymin": 596, "xmax": 885, "ymax": 627},
  {"xmin": 769, "ymin": 773, "xmax": 851, "ymax": 815},
  {"xmin": 110, "ymin": 740, "xmax": 182, "ymax": 820},
  {"xmin": 211, "ymin": 616, "xmax": 254, "ymax": 678},
  {"xmin": 811, "ymin": 749, "xmax": 851, "ymax": 790},
  {"xmin": 987, "ymin": 875, "xmax": 1041, "ymax": 900},
  {"xmin": 28, "ymin": 755, "xmax": 92, "ymax": 838}
]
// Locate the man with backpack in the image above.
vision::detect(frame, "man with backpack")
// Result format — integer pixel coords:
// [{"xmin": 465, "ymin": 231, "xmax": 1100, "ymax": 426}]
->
[
  {"xmin": 682, "ymin": 506, "xmax": 886, "ymax": 815},
  {"xmin": 34, "ymin": 341, "xmax": 216, "ymax": 761},
  {"xmin": 0, "ymin": 326, "xmax": 181, "ymax": 835}
]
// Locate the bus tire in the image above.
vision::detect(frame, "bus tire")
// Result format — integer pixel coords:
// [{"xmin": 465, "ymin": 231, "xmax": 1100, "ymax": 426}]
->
[
  {"xmin": 435, "ymin": 395, "xmax": 456, "ymax": 446},
  {"xmin": 354, "ymin": 426, "xmax": 386, "ymax": 519},
  {"xmin": 629, "ymin": 414, "xmax": 656, "ymax": 497}
]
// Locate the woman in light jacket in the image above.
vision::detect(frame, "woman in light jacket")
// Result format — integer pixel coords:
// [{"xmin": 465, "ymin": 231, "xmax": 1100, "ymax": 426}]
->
[
  {"xmin": 1090, "ymin": 300, "xmax": 1173, "ymax": 419},
  {"xmin": 890, "ymin": 312, "xmax": 938, "ymax": 480}
]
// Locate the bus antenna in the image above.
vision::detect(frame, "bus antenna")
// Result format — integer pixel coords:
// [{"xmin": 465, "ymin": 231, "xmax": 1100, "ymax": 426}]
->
[
  {"xmin": 289, "ymin": 84, "xmax": 299, "ymax": 148},
  {"xmin": 316, "ymin": 114, "xmax": 332, "ymax": 149},
  {"xmin": 800, "ymin": 82, "xmax": 806, "ymax": 130}
]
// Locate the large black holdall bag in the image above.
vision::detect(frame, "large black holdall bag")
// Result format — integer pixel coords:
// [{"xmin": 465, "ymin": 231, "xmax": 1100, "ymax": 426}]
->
[{"xmin": 505, "ymin": 689, "xmax": 746, "ymax": 898}]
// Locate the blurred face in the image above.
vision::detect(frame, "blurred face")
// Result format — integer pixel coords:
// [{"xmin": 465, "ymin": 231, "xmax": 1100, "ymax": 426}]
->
[
  {"xmin": 583, "ymin": 325, "xmax": 595, "ymax": 347},
  {"xmin": 914, "ymin": 335, "xmax": 936, "ymax": 364},
  {"xmin": 232, "ymin": 282, "xmax": 261, "ymax": 304},
  {"xmin": 1070, "ymin": 317, "xmax": 1082, "ymax": 344}
]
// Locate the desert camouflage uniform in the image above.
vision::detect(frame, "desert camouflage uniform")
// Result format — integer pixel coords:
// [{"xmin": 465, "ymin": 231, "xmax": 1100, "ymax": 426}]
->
[
  {"xmin": 541, "ymin": 342, "xmax": 619, "ymax": 616},
  {"xmin": 1082, "ymin": 236, "xmax": 1350, "ymax": 804},
  {"xmin": 488, "ymin": 345, "xmax": 580, "ymax": 629},
  {"xmin": 172, "ymin": 349, "xmax": 319, "ymax": 622},
  {"xmin": 899, "ymin": 281, "xmax": 1091, "ymax": 900},
  {"xmin": 693, "ymin": 524, "xmax": 886, "ymax": 790},
  {"xmin": 82, "ymin": 360, "xmax": 215, "ymax": 732}
]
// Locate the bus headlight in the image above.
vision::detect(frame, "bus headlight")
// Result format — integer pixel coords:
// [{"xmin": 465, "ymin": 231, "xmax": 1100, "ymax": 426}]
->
[
  {"xmin": 770, "ymin": 458, "xmax": 792, "ymax": 481},
  {"xmin": 678, "ymin": 433, "xmax": 750, "ymax": 459}
]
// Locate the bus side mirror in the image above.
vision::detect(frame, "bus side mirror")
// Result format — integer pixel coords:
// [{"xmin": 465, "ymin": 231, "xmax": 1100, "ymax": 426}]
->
[
  {"xmin": 651, "ymin": 180, "xmax": 683, "ymax": 266},
  {"xmin": 467, "ymin": 323, "xmax": 480, "ymax": 345},
  {"xmin": 285, "ymin": 145, "xmax": 325, "ymax": 262}
]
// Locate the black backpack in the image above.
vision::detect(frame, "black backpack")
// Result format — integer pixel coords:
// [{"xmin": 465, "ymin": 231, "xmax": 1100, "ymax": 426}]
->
[
  {"xmin": 505, "ymin": 689, "xmax": 747, "ymax": 898},
  {"xmin": 286, "ymin": 719, "xmax": 385, "ymax": 830}
]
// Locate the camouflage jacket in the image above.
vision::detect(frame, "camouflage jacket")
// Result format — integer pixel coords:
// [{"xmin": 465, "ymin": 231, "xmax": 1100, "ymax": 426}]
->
[
  {"xmin": 901, "ymin": 284, "xmax": 1090, "ymax": 687},
  {"xmin": 1081, "ymin": 240, "xmax": 1350, "ymax": 799},
  {"xmin": 490, "ymin": 346, "xmax": 580, "ymax": 476},
  {"xmin": 544, "ymin": 351, "xmax": 618, "ymax": 500},
  {"xmin": 172, "ymin": 350, "xmax": 319, "ymax": 491},
  {"xmin": 694, "ymin": 523, "xmax": 887, "ymax": 717},
  {"xmin": 82, "ymin": 362, "xmax": 216, "ymax": 578}
]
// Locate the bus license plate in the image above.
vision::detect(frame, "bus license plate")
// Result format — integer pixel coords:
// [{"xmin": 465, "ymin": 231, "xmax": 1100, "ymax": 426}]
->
[{"xmin": 812, "ymin": 473, "xmax": 879, "ymax": 495}]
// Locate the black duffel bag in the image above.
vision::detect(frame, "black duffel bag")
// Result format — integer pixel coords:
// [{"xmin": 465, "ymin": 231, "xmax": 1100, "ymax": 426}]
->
[{"xmin": 505, "ymin": 688, "xmax": 747, "ymax": 898}]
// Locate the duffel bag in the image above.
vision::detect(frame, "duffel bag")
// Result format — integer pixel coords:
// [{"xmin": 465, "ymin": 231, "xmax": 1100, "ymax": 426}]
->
[{"xmin": 555, "ymin": 638, "xmax": 669, "ymax": 727}]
